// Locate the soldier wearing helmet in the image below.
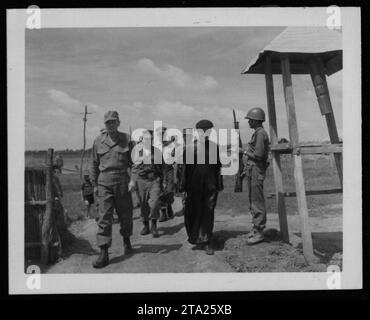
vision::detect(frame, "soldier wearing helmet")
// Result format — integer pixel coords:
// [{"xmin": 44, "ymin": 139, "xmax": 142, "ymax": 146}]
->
[{"xmin": 242, "ymin": 107, "xmax": 270, "ymax": 245}]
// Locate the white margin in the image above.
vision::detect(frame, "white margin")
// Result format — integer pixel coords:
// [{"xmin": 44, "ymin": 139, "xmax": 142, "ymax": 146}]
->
[{"xmin": 8, "ymin": 7, "xmax": 362, "ymax": 294}]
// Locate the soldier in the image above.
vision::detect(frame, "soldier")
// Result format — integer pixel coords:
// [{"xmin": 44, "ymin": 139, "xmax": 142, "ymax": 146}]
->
[
  {"xmin": 90, "ymin": 110, "xmax": 134, "ymax": 268},
  {"xmin": 158, "ymin": 127, "xmax": 175, "ymax": 222},
  {"xmin": 174, "ymin": 128, "xmax": 193, "ymax": 211},
  {"xmin": 130, "ymin": 130, "xmax": 164, "ymax": 238},
  {"xmin": 241, "ymin": 107, "xmax": 270, "ymax": 245}
]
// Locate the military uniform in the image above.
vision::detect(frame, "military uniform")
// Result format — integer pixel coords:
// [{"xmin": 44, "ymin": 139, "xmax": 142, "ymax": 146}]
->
[
  {"xmin": 90, "ymin": 127, "xmax": 133, "ymax": 248},
  {"xmin": 159, "ymin": 140, "xmax": 176, "ymax": 221},
  {"xmin": 131, "ymin": 142, "xmax": 165, "ymax": 236},
  {"xmin": 244, "ymin": 126, "xmax": 269, "ymax": 231}
]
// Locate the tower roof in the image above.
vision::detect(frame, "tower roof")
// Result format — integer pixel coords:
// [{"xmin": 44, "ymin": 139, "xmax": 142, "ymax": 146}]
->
[{"xmin": 242, "ymin": 27, "xmax": 342, "ymax": 76}]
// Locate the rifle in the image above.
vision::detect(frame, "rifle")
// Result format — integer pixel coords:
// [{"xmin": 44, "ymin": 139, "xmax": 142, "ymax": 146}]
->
[{"xmin": 233, "ymin": 109, "xmax": 244, "ymax": 192}]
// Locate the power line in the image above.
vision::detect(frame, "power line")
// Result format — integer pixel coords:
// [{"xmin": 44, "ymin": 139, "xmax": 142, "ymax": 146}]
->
[{"xmin": 79, "ymin": 105, "xmax": 93, "ymax": 179}]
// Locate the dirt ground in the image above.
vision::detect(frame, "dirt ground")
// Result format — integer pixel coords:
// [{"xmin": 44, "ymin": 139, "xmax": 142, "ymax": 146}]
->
[{"xmin": 46, "ymin": 196, "xmax": 342, "ymax": 274}]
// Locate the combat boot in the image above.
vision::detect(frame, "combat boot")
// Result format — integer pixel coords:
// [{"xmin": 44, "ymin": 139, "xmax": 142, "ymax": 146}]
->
[
  {"xmin": 150, "ymin": 219, "xmax": 159, "ymax": 238},
  {"xmin": 246, "ymin": 228, "xmax": 264, "ymax": 245},
  {"xmin": 92, "ymin": 245, "xmax": 109, "ymax": 268},
  {"xmin": 140, "ymin": 221, "xmax": 150, "ymax": 235},
  {"xmin": 123, "ymin": 237, "xmax": 133, "ymax": 255},
  {"xmin": 167, "ymin": 205, "xmax": 174, "ymax": 219},
  {"xmin": 158, "ymin": 207, "xmax": 168, "ymax": 222}
]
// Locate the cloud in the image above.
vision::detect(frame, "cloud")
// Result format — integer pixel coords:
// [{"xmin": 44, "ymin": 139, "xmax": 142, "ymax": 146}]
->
[
  {"xmin": 47, "ymin": 89, "xmax": 103, "ymax": 119},
  {"xmin": 47, "ymin": 108, "xmax": 70, "ymax": 118},
  {"xmin": 136, "ymin": 58, "xmax": 218, "ymax": 90},
  {"xmin": 48, "ymin": 89, "xmax": 82, "ymax": 110},
  {"xmin": 154, "ymin": 100, "xmax": 198, "ymax": 116},
  {"xmin": 150, "ymin": 99, "xmax": 237, "ymax": 131}
]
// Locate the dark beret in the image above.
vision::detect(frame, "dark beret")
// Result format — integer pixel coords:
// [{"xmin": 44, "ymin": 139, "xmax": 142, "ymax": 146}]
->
[{"xmin": 195, "ymin": 119, "xmax": 214, "ymax": 129}]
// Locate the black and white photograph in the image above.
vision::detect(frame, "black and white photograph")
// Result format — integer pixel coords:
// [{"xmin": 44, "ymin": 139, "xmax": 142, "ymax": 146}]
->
[{"xmin": 8, "ymin": 7, "xmax": 362, "ymax": 294}]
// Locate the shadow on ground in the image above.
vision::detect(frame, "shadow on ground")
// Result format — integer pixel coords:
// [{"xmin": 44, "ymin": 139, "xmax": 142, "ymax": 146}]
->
[
  {"xmin": 61, "ymin": 229, "xmax": 98, "ymax": 258},
  {"xmin": 158, "ymin": 221, "xmax": 185, "ymax": 236},
  {"xmin": 212, "ymin": 228, "xmax": 281, "ymax": 251},
  {"xmin": 109, "ymin": 243, "xmax": 183, "ymax": 265},
  {"xmin": 212, "ymin": 230, "xmax": 248, "ymax": 251},
  {"xmin": 294, "ymin": 231, "xmax": 342, "ymax": 264}
]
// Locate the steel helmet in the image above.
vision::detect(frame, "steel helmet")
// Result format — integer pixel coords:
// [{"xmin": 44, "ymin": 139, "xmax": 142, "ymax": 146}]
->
[{"xmin": 245, "ymin": 107, "xmax": 266, "ymax": 122}]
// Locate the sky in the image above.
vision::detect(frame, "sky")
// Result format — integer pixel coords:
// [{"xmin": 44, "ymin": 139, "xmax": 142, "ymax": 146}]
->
[{"xmin": 25, "ymin": 27, "xmax": 342, "ymax": 150}]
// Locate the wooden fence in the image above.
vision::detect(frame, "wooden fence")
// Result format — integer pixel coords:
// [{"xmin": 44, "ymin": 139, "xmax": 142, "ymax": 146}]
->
[{"xmin": 25, "ymin": 148, "xmax": 64, "ymax": 264}]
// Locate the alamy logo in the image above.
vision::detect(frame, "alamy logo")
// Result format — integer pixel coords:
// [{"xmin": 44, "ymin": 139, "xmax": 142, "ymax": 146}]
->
[
  {"xmin": 26, "ymin": 265, "xmax": 41, "ymax": 290},
  {"xmin": 130, "ymin": 121, "xmax": 240, "ymax": 176},
  {"xmin": 326, "ymin": 6, "xmax": 341, "ymax": 30},
  {"xmin": 26, "ymin": 5, "xmax": 41, "ymax": 29},
  {"xmin": 326, "ymin": 265, "xmax": 341, "ymax": 289}
]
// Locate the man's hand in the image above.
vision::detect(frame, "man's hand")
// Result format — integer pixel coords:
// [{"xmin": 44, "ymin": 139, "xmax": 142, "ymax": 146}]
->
[
  {"xmin": 128, "ymin": 180, "xmax": 136, "ymax": 192},
  {"xmin": 94, "ymin": 186, "xmax": 98, "ymax": 196}
]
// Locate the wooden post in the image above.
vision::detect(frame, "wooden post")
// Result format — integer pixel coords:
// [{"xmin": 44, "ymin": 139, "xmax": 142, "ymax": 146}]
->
[
  {"xmin": 41, "ymin": 148, "xmax": 53, "ymax": 265},
  {"xmin": 280, "ymin": 54, "xmax": 314, "ymax": 263},
  {"xmin": 308, "ymin": 56, "xmax": 343, "ymax": 187},
  {"xmin": 79, "ymin": 105, "xmax": 92, "ymax": 179},
  {"xmin": 265, "ymin": 55, "xmax": 289, "ymax": 243}
]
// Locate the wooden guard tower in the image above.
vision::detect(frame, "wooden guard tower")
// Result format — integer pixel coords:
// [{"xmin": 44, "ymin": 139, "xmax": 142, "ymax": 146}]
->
[{"xmin": 242, "ymin": 27, "xmax": 343, "ymax": 263}]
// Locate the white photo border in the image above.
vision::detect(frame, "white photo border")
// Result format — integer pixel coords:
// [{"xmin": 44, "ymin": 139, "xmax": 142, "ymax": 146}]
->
[{"xmin": 8, "ymin": 7, "xmax": 362, "ymax": 294}]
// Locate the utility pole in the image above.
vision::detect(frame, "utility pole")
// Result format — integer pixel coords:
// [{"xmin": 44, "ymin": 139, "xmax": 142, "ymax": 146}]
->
[{"xmin": 79, "ymin": 105, "xmax": 92, "ymax": 179}]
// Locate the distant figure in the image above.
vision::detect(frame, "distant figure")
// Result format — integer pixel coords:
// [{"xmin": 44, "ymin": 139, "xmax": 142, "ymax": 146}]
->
[
  {"xmin": 55, "ymin": 153, "xmax": 64, "ymax": 174},
  {"xmin": 81, "ymin": 172, "xmax": 94, "ymax": 219}
]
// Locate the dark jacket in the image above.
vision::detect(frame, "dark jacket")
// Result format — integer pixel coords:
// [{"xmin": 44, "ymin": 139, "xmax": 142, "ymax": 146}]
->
[{"xmin": 179, "ymin": 139, "xmax": 223, "ymax": 193}]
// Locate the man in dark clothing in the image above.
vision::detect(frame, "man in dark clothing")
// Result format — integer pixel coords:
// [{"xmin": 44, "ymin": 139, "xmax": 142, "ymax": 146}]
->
[
  {"xmin": 180, "ymin": 120, "xmax": 223, "ymax": 255},
  {"xmin": 241, "ymin": 107, "xmax": 270, "ymax": 245}
]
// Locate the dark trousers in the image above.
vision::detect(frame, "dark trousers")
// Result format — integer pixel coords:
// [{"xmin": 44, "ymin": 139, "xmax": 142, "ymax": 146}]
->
[
  {"xmin": 160, "ymin": 168, "xmax": 175, "ymax": 207},
  {"xmin": 136, "ymin": 177, "xmax": 161, "ymax": 222},
  {"xmin": 246, "ymin": 164, "xmax": 267, "ymax": 230},
  {"xmin": 184, "ymin": 191, "xmax": 218, "ymax": 245},
  {"xmin": 96, "ymin": 181, "xmax": 133, "ymax": 247}
]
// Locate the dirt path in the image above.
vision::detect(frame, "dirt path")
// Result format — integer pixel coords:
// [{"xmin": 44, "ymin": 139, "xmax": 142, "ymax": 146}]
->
[{"xmin": 47, "ymin": 197, "xmax": 342, "ymax": 273}]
